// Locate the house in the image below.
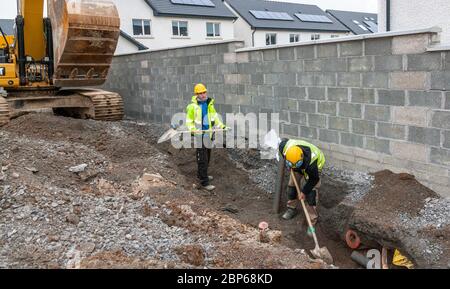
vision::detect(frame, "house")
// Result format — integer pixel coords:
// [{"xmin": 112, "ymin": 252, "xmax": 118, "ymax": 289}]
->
[
  {"xmin": 112, "ymin": 0, "xmax": 237, "ymax": 54},
  {"xmin": 224, "ymin": 0, "xmax": 350, "ymax": 48},
  {"xmin": 378, "ymin": 0, "xmax": 450, "ymax": 44},
  {"xmin": 0, "ymin": 19, "xmax": 15, "ymax": 35},
  {"xmin": 326, "ymin": 10, "xmax": 378, "ymax": 35}
]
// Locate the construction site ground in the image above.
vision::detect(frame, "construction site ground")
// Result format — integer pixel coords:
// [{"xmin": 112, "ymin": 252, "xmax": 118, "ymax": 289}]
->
[{"xmin": 0, "ymin": 113, "xmax": 449, "ymax": 269}]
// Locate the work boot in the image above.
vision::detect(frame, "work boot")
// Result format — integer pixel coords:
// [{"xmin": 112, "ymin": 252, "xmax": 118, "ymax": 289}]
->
[
  {"xmin": 202, "ymin": 184, "xmax": 216, "ymax": 191},
  {"xmin": 208, "ymin": 176, "xmax": 214, "ymax": 181},
  {"xmin": 281, "ymin": 207, "xmax": 298, "ymax": 220}
]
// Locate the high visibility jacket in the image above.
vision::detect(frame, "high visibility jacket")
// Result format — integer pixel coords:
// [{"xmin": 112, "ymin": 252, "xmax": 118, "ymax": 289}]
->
[
  {"xmin": 282, "ymin": 139, "xmax": 326, "ymax": 171},
  {"xmin": 186, "ymin": 96, "xmax": 225, "ymax": 132}
]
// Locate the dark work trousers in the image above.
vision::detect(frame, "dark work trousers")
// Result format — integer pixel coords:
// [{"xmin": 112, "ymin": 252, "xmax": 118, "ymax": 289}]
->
[{"xmin": 195, "ymin": 134, "xmax": 213, "ymax": 186}]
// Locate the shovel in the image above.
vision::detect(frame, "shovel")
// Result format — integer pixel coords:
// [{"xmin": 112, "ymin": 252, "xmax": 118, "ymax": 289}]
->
[
  {"xmin": 157, "ymin": 127, "xmax": 229, "ymax": 144},
  {"xmin": 290, "ymin": 169, "xmax": 334, "ymax": 264}
]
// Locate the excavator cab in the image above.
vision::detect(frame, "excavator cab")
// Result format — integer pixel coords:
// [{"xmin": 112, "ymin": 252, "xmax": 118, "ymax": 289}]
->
[{"xmin": 0, "ymin": 0, "xmax": 124, "ymax": 126}]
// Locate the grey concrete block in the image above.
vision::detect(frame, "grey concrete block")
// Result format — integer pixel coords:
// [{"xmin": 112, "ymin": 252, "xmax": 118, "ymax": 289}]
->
[
  {"xmin": 374, "ymin": 55, "xmax": 403, "ymax": 71},
  {"xmin": 262, "ymin": 61, "xmax": 289, "ymax": 73},
  {"xmin": 274, "ymin": 86, "xmax": 288, "ymax": 98},
  {"xmin": 318, "ymin": 101, "xmax": 337, "ymax": 116},
  {"xmin": 317, "ymin": 44, "xmax": 338, "ymax": 58},
  {"xmin": 377, "ymin": 90, "xmax": 406, "ymax": 106},
  {"xmin": 362, "ymin": 72, "xmax": 389, "ymax": 89},
  {"xmin": 298, "ymin": 72, "xmax": 336, "ymax": 86},
  {"xmin": 308, "ymin": 87, "xmax": 326, "ymax": 100},
  {"xmin": 408, "ymin": 126, "xmax": 441, "ymax": 146},
  {"xmin": 446, "ymin": 92, "xmax": 450, "ymax": 109},
  {"xmin": 339, "ymin": 103, "xmax": 362, "ymax": 118},
  {"xmin": 431, "ymin": 71, "xmax": 450, "ymax": 90},
  {"xmin": 245, "ymin": 85, "xmax": 259, "ymax": 96},
  {"xmin": 263, "ymin": 50, "xmax": 277, "ymax": 61},
  {"xmin": 249, "ymin": 51, "xmax": 263, "ymax": 62},
  {"xmin": 300, "ymin": 126, "xmax": 318, "ymax": 139},
  {"xmin": 407, "ymin": 53, "xmax": 442, "ymax": 71},
  {"xmin": 352, "ymin": 119, "xmax": 376, "ymax": 135},
  {"xmin": 296, "ymin": 46, "xmax": 315, "ymax": 59},
  {"xmin": 339, "ymin": 41, "xmax": 363, "ymax": 57},
  {"xmin": 431, "ymin": 110, "xmax": 450, "ymax": 129},
  {"xmin": 364, "ymin": 105, "xmax": 391, "ymax": 121},
  {"xmin": 328, "ymin": 116, "xmax": 350, "ymax": 132},
  {"xmin": 337, "ymin": 73, "xmax": 361, "ymax": 87},
  {"xmin": 377, "ymin": 123, "xmax": 406, "ymax": 140},
  {"xmin": 281, "ymin": 98, "xmax": 298, "ymax": 111},
  {"xmin": 408, "ymin": 90, "xmax": 443, "ymax": 108},
  {"xmin": 278, "ymin": 47, "xmax": 296, "ymax": 60},
  {"xmin": 287, "ymin": 61, "xmax": 304, "ymax": 73},
  {"xmin": 351, "ymin": 88, "xmax": 375, "ymax": 103},
  {"xmin": 251, "ymin": 74, "xmax": 264, "ymax": 85},
  {"xmin": 283, "ymin": 123, "xmax": 299, "ymax": 136},
  {"xmin": 304, "ymin": 58, "xmax": 347, "ymax": 72},
  {"xmin": 444, "ymin": 130, "xmax": 450, "ymax": 149},
  {"xmin": 319, "ymin": 129, "xmax": 340, "ymax": 144},
  {"xmin": 365, "ymin": 136, "xmax": 391, "ymax": 154},
  {"xmin": 349, "ymin": 56, "xmax": 374, "ymax": 72},
  {"xmin": 288, "ymin": 86, "xmax": 307, "ymax": 99},
  {"xmin": 430, "ymin": 148, "xmax": 450, "ymax": 166},
  {"xmin": 290, "ymin": 112, "xmax": 307, "ymax": 125},
  {"xmin": 391, "ymin": 72, "xmax": 429, "ymax": 90},
  {"xmin": 365, "ymin": 38, "xmax": 392, "ymax": 55},
  {"xmin": 328, "ymin": 87, "xmax": 349, "ymax": 102},
  {"xmin": 341, "ymin": 133, "xmax": 364, "ymax": 148},
  {"xmin": 308, "ymin": 114, "xmax": 327, "ymax": 128},
  {"xmin": 298, "ymin": 100, "xmax": 317, "ymax": 113}
]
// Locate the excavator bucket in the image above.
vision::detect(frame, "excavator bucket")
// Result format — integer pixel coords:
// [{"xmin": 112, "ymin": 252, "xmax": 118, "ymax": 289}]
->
[{"xmin": 47, "ymin": 0, "xmax": 120, "ymax": 87}]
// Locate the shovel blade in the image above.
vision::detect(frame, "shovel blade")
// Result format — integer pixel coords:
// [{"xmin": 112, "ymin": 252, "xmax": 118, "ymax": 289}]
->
[{"xmin": 311, "ymin": 247, "xmax": 334, "ymax": 264}]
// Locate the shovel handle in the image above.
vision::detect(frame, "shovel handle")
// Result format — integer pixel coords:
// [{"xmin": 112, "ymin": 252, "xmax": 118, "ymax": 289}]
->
[{"xmin": 290, "ymin": 169, "xmax": 321, "ymax": 249}]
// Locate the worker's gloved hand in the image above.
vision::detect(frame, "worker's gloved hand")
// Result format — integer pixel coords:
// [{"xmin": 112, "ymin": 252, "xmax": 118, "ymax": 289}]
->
[{"xmin": 299, "ymin": 192, "xmax": 306, "ymax": 201}]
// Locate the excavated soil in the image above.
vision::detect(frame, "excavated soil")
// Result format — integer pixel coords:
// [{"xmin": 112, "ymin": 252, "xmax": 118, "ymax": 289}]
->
[{"xmin": 1, "ymin": 112, "xmax": 448, "ymax": 268}]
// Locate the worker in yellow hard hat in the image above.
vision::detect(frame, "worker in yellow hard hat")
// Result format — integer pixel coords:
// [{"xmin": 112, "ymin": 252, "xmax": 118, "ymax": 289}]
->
[
  {"xmin": 186, "ymin": 83, "xmax": 227, "ymax": 191},
  {"xmin": 279, "ymin": 138, "xmax": 325, "ymax": 230}
]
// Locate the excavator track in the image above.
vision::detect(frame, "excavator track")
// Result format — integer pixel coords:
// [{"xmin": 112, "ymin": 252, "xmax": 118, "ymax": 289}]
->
[
  {"xmin": 77, "ymin": 90, "xmax": 124, "ymax": 121},
  {"xmin": 0, "ymin": 96, "xmax": 10, "ymax": 127}
]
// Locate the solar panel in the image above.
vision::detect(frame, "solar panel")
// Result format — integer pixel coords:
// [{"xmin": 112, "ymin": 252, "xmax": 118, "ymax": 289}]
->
[
  {"xmin": 364, "ymin": 21, "xmax": 378, "ymax": 32},
  {"xmin": 170, "ymin": 0, "xmax": 215, "ymax": 7},
  {"xmin": 249, "ymin": 10, "xmax": 294, "ymax": 21},
  {"xmin": 295, "ymin": 13, "xmax": 333, "ymax": 23}
]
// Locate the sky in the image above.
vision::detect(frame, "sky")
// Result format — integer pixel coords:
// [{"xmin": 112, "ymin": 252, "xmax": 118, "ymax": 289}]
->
[{"xmin": 0, "ymin": 0, "xmax": 378, "ymax": 18}]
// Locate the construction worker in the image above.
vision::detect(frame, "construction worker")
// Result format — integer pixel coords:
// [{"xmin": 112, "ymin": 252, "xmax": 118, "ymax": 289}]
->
[
  {"xmin": 278, "ymin": 138, "xmax": 325, "ymax": 228},
  {"xmin": 186, "ymin": 83, "xmax": 227, "ymax": 191}
]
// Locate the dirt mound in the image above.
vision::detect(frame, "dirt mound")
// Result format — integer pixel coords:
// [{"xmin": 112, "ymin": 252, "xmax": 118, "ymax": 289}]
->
[
  {"xmin": 322, "ymin": 170, "xmax": 450, "ymax": 268},
  {"xmin": 0, "ymin": 113, "xmax": 328, "ymax": 269}
]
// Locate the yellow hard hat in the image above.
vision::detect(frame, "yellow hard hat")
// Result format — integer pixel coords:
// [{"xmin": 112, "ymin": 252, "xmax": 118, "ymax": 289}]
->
[
  {"xmin": 194, "ymin": 83, "xmax": 207, "ymax": 94},
  {"xmin": 285, "ymin": 146, "xmax": 304, "ymax": 168}
]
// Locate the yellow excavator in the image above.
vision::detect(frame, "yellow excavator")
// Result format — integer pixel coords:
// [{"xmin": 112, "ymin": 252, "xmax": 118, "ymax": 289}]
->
[{"xmin": 0, "ymin": 0, "xmax": 124, "ymax": 126}]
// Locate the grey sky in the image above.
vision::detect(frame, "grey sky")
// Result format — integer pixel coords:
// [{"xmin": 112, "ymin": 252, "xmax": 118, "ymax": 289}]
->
[{"xmin": 0, "ymin": 0, "xmax": 378, "ymax": 18}]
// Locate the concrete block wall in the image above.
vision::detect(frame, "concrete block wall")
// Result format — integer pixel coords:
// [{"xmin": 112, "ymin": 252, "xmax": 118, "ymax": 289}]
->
[{"xmin": 104, "ymin": 30, "xmax": 450, "ymax": 197}]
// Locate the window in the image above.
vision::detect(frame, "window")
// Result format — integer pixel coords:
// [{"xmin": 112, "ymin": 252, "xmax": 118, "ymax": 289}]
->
[
  {"xmin": 172, "ymin": 21, "xmax": 188, "ymax": 37},
  {"xmin": 358, "ymin": 24, "xmax": 369, "ymax": 31},
  {"xmin": 311, "ymin": 34, "xmax": 320, "ymax": 40},
  {"xmin": 266, "ymin": 33, "xmax": 277, "ymax": 46},
  {"xmin": 290, "ymin": 34, "xmax": 300, "ymax": 43},
  {"xmin": 331, "ymin": 34, "xmax": 340, "ymax": 38},
  {"xmin": 133, "ymin": 19, "xmax": 151, "ymax": 36},
  {"xmin": 206, "ymin": 22, "xmax": 221, "ymax": 37},
  {"xmin": 352, "ymin": 20, "xmax": 360, "ymax": 24}
]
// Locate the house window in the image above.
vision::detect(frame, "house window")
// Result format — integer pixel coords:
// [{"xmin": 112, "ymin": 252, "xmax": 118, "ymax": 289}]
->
[
  {"xmin": 133, "ymin": 19, "xmax": 151, "ymax": 36},
  {"xmin": 172, "ymin": 21, "xmax": 188, "ymax": 36},
  {"xmin": 206, "ymin": 22, "xmax": 221, "ymax": 37},
  {"xmin": 331, "ymin": 34, "xmax": 340, "ymax": 38},
  {"xmin": 311, "ymin": 34, "xmax": 320, "ymax": 40},
  {"xmin": 290, "ymin": 34, "xmax": 300, "ymax": 43},
  {"xmin": 266, "ymin": 33, "xmax": 277, "ymax": 45}
]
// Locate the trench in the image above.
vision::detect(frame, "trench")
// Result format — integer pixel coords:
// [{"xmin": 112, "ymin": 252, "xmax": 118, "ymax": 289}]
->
[{"xmin": 158, "ymin": 143, "xmax": 361, "ymax": 268}]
